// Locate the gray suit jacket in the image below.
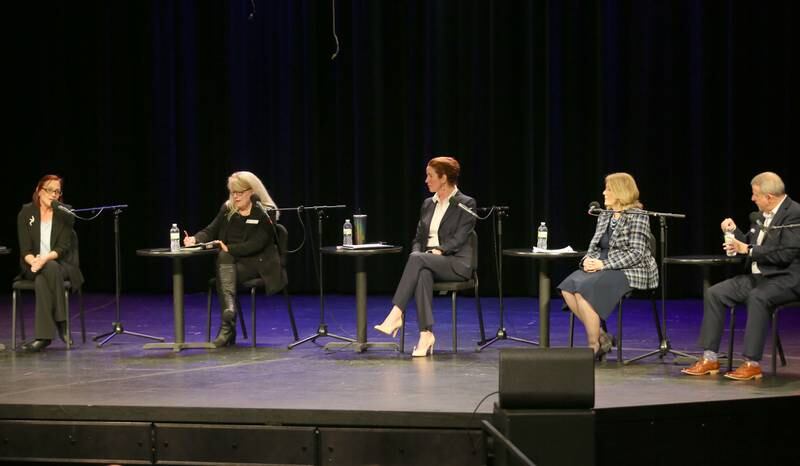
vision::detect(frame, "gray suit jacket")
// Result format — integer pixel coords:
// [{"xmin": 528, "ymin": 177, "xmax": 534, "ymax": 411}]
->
[{"xmin": 411, "ymin": 190, "xmax": 477, "ymax": 279}]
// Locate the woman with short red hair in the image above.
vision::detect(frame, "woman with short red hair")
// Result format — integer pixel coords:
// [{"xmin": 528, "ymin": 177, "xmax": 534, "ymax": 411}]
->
[{"xmin": 374, "ymin": 157, "xmax": 478, "ymax": 357}]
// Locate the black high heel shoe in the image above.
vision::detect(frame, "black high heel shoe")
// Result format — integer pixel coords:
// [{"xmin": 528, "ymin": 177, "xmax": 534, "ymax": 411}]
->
[
  {"xmin": 595, "ymin": 332, "xmax": 613, "ymax": 361},
  {"xmin": 212, "ymin": 323, "xmax": 237, "ymax": 348}
]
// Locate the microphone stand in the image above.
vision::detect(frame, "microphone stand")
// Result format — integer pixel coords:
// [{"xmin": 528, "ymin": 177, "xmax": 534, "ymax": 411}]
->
[
  {"xmin": 477, "ymin": 206, "xmax": 537, "ymax": 351},
  {"xmin": 288, "ymin": 204, "xmax": 356, "ymax": 349},
  {"xmin": 71, "ymin": 204, "xmax": 164, "ymax": 347},
  {"xmin": 624, "ymin": 208, "xmax": 693, "ymax": 364}
]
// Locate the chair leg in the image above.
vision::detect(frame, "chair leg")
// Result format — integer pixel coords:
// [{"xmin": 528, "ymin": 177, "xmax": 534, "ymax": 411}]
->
[
  {"xmin": 64, "ymin": 288, "xmax": 71, "ymax": 350},
  {"xmin": 568, "ymin": 313, "xmax": 574, "ymax": 348},
  {"xmin": 206, "ymin": 285, "xmax": 213, "ymax": 342},
  {"xmin": 239, "ymin": 296, "xmax": 248, "ymax": 340},
  {"xmin": 617, "ymin": 299, "xmax": 623, "ymax": 363},
  {"xmin": 772, "ymin": 309, "xmax": 778, "ymax": 376},
  {"xmin": 727, "ymin": 307, "xmax": 736, "ymax": 373},
  {"xmin": 451, "ymin": 291, "xmax": 457, "ymax": 353},
  {"xmin": 251, "ymin": 287, "xmax": 257, "ymax": 348},
  {"xmin": 400, "ymin": 318, "xmax": 405, "ymax": 353},
  {"xmin": 12, "ymin": 290, "xmax": 18, "ymax": 350},
  {"xmin": 284, "ymin": 289, "xmax": 299, "ymax": 341},
  {"xmin": 474, "ymin": 280, "xmax": 486, "ymax": 345},
  {"xmin": 79, "ymin": 289, "xmax": 86, "ymax": 344}
]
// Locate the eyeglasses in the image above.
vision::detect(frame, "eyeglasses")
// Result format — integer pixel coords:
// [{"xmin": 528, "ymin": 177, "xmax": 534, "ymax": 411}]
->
[
  {"xmin": 42, "ymin": 187, "xmax": 62, "ymax": 196},
  {"xmin": 230, "ymin": 189, "xmax": 251, "ymax": 197}
]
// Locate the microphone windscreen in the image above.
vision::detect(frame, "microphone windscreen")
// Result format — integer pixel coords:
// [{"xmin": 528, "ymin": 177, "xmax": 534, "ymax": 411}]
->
[
  {"xmin": 588, "ymin": 201, "xmax": 601, "ymax": 210},
  {"xmin": 250, "ymin": 193, "xmax": 261, "ymax": 204},
  {"xmin": 749, "ymin": 211, "xmax": 762, "ymax": 225}
]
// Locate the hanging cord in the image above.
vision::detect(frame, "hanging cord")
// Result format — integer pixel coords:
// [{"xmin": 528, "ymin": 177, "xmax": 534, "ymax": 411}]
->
[{"xmin": 330, "ymin": 0, "xmax": 340, "ymax": 60}]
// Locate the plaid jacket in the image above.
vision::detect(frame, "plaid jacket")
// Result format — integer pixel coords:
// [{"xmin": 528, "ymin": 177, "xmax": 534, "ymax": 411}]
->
[{"xmin": 582, "ymin": 210, "xmax": 659, "ymax": 290}]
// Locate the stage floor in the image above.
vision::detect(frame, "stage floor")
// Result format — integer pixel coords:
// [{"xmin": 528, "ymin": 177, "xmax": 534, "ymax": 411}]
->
[{"xmin": 1, "ymin": 293, "xmax": 799, "ymax": 426}]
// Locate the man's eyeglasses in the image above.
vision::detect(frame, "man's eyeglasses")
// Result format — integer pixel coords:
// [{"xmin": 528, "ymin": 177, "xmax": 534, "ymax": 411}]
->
[{"xmin": 42, "ymin": 187, "xmax": 62, "ymax": 196}]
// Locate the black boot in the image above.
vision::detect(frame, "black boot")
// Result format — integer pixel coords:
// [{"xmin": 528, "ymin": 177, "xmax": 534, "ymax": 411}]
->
[
  {"xmin": 213, "ymin": 321, "xmax": 237, "ymax": 347},
  {"xmin": 22, "ymin": 339, "xmax": 51, "ymax": 353},
  {"xmin": 217, "ymin": 263, "xmax": 238, "ymax": 324}
]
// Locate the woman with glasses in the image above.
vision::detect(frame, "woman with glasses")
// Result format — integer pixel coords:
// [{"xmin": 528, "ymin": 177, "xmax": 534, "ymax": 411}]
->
[
  {"xmin": 183, "ymin": 171, "xmax": 282, "ymax": 347},
  {"xmin": 16, "ymin": 175, "xmax": 84, "ymax": 352}
]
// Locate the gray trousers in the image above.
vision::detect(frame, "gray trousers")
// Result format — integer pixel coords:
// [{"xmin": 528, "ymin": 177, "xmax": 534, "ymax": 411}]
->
[
  {"xmin": 392, "ymin": 252, "xmax": 464, "ymax": 331},
  {"xmin": 23, "ymin": 261, "xmax": 67, "ymax": 340},
  {"xmin": 701, "ymin": 273, "xmax": 799, "ymax": 361}
]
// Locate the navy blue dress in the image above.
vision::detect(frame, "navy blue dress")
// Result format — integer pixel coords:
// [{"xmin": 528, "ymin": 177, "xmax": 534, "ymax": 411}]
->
[{"xmin": 557, "ymin": 220, "xmax": 632, "ymax": 319}]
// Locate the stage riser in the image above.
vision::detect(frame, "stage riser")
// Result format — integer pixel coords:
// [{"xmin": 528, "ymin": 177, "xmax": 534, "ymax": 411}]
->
[
  {"xmin": 0, "ymin": 420, "xmax": 153, "ymax": 464},
  {"xmin": 318, "ymin": 427, "xmax": 484, "ymax": 466},
  {"xmin": 0, "ymin": 421, "xmax": 482, "ymax": 465},
  {"xmin": 492, "ymin": 409, "xmax": 595, "ymax": 466}
]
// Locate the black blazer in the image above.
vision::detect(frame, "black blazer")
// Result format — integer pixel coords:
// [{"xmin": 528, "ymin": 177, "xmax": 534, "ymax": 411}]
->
[
  {"xmin": 734, "ymin": 195, "xmax": 800, "ymax": 284},
  {"xmin": 195, "ymin": 204, "xmax": 286, "ymax": 295},
  {"xmin": 411, "ymin": 190, "xmax": 477, "ymax": 279},
  {"xmin": 16, "ymin": 202, "xmax": 84, "ymax": 289}
]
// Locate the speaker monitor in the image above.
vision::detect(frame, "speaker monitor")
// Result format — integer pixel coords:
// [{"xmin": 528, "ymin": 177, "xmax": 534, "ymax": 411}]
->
[{"xmin": 498, "ymin": 347, "xmax": 594, "ymax": 409}]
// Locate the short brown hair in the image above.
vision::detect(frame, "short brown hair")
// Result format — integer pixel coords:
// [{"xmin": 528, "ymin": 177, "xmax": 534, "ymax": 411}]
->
[
  {"xmin": 427, "ymin": 156, "xmax": 460, "ymax": 185},
  {"xmin": 32, "ymin": 174, "xmax": 64, "ymax": 206}
]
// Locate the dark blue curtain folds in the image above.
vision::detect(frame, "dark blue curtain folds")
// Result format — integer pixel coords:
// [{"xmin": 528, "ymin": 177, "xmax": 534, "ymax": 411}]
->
[{"xmin": 2, "ymin": 0, "xmax": 798, "ymax": 297}]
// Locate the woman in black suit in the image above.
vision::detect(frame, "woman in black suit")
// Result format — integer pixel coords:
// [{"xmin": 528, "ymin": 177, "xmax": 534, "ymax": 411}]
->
[
  {"xmin": 184, "ymin": 171, "xmax": 283, "ymax": 347},
  {"xmin": 374, "ymin": 157, "xmax": 477, "ymax": 356},
  {"xmin": 17, "ymin": 175, "xmax": 84, "ymax": 352}
]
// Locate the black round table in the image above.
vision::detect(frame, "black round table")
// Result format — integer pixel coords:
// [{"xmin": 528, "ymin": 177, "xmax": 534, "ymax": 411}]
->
[
  {"xmin": 321, "ymin": 246, "xmax": 403, "ymax": 352},
  {"xmin": 137, "ymin": 247, "xmax": 218, "ymax": 352},
  {"xmin": 663, "ymin": 254, "xmax": 743, "ymax": 295},
  {"xmin": 502, "ymin": 249, "xmax": 585, "ymax": 347}
]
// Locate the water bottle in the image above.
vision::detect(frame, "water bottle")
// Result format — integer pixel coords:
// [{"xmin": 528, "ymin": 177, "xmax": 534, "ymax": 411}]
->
[
  {"xmin": 343, "ymin": 219, "xmax": 353, "ymax": 246},
  {"xmin": 536, "ymin": 222, "xmax": 548, "ymax": 250},
  {"xmin": 170, "ymin": 223, "xmax": 180, "ymax": 252},
  {"xmin": 724, "ymin": 230, "xmax": 736, "ymax": 257}
]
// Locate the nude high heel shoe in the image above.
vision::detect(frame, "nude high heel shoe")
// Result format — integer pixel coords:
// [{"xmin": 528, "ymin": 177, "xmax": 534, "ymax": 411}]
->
[
  {"xmin": 374, "ymin": 311, "xmax": 403, "ymax": 338},
  {"xmin": 412, "ymin": 332, "xmax": 435, "ymax": 357}
]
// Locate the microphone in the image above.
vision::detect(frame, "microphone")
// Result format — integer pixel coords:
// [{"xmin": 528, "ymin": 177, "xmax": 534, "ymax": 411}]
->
[
  {"xmin": 51, "ymin": 200, "xmax": 77, "ymax": 217},
  {"xmin": 587, "ymin": 201, "xmax": 602, "ymax": 216},
  {"xmin": 457, "ymin": 202, "xmax": 480, "ymax": 219},
  {"xmin": 250, "ymin": 194, "xmax": 274, "ymax": 223},
  {"xmin": 749, "ymin": 211, "xmax": 767, "ymax": 233}
]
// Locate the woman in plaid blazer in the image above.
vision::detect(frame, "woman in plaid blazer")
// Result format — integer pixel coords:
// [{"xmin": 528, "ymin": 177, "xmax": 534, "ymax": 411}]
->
[{"xmin": 558, "ymin": 173, "xmax": 658, "ymax": 359}]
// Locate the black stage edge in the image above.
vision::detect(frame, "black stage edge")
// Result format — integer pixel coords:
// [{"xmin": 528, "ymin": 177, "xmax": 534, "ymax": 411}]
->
[
  {"xmin": 1, "ymin": 397, "xmax": 799, "ymax": 465},
  {"xmin": 1, "ymin": 294, "xmax": 800, "ymax": 465}
]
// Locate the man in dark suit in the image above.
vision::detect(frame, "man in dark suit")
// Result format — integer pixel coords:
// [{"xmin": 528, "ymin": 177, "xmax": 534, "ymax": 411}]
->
[
  {"xmin": 683, "ymin": 172, "xmax": 800, "ymax": 380},
  {"xmin": 374, "ymin": 157, "xmax": 476, "ymax": 357}
]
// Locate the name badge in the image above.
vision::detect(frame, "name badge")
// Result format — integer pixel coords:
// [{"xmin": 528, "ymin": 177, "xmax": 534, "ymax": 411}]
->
[{"xmin": 246, "ymin": 219, "xmax": 260, "ymax": 225}]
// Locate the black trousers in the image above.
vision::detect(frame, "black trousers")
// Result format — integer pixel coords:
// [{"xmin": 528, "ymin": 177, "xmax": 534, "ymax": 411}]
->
[
  {"xmin": 392, "ymin": 252, "xmax": 464, "ymax": 332},
  {"xmin": 22, "ymin": 261, "xmax": 67, "ymax": 340},
  {"xmin": 701, "ymin": 273, "xmax": 800, "ymax": 361}
]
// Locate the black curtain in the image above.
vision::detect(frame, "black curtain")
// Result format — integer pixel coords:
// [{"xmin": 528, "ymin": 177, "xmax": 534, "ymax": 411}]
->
[{"xmin": 2, "ymin": 0, "xmax": 797, "ymax": 297}]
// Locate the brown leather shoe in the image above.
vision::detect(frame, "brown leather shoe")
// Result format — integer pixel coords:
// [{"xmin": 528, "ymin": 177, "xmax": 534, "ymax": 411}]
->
[
  {"xmin": 724, "ymin": 363, "xmax": 763, "ymax": 380},
  {"xmin": 681, "ymin": 359, "xmax": 720, "ymax": 376}
]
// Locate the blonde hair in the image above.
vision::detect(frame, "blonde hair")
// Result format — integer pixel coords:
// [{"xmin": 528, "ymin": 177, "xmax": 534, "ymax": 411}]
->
[
  {"xmin": 750, "ymin": 172, "xmax": 785, "ymax": 196},
  {"xmin": 605, "ymin": 172, "xmax": 643, "ymax": 210},
  {"xmin": 225, "ymin": 171, "xmax": 279, "ymax": 220}
]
